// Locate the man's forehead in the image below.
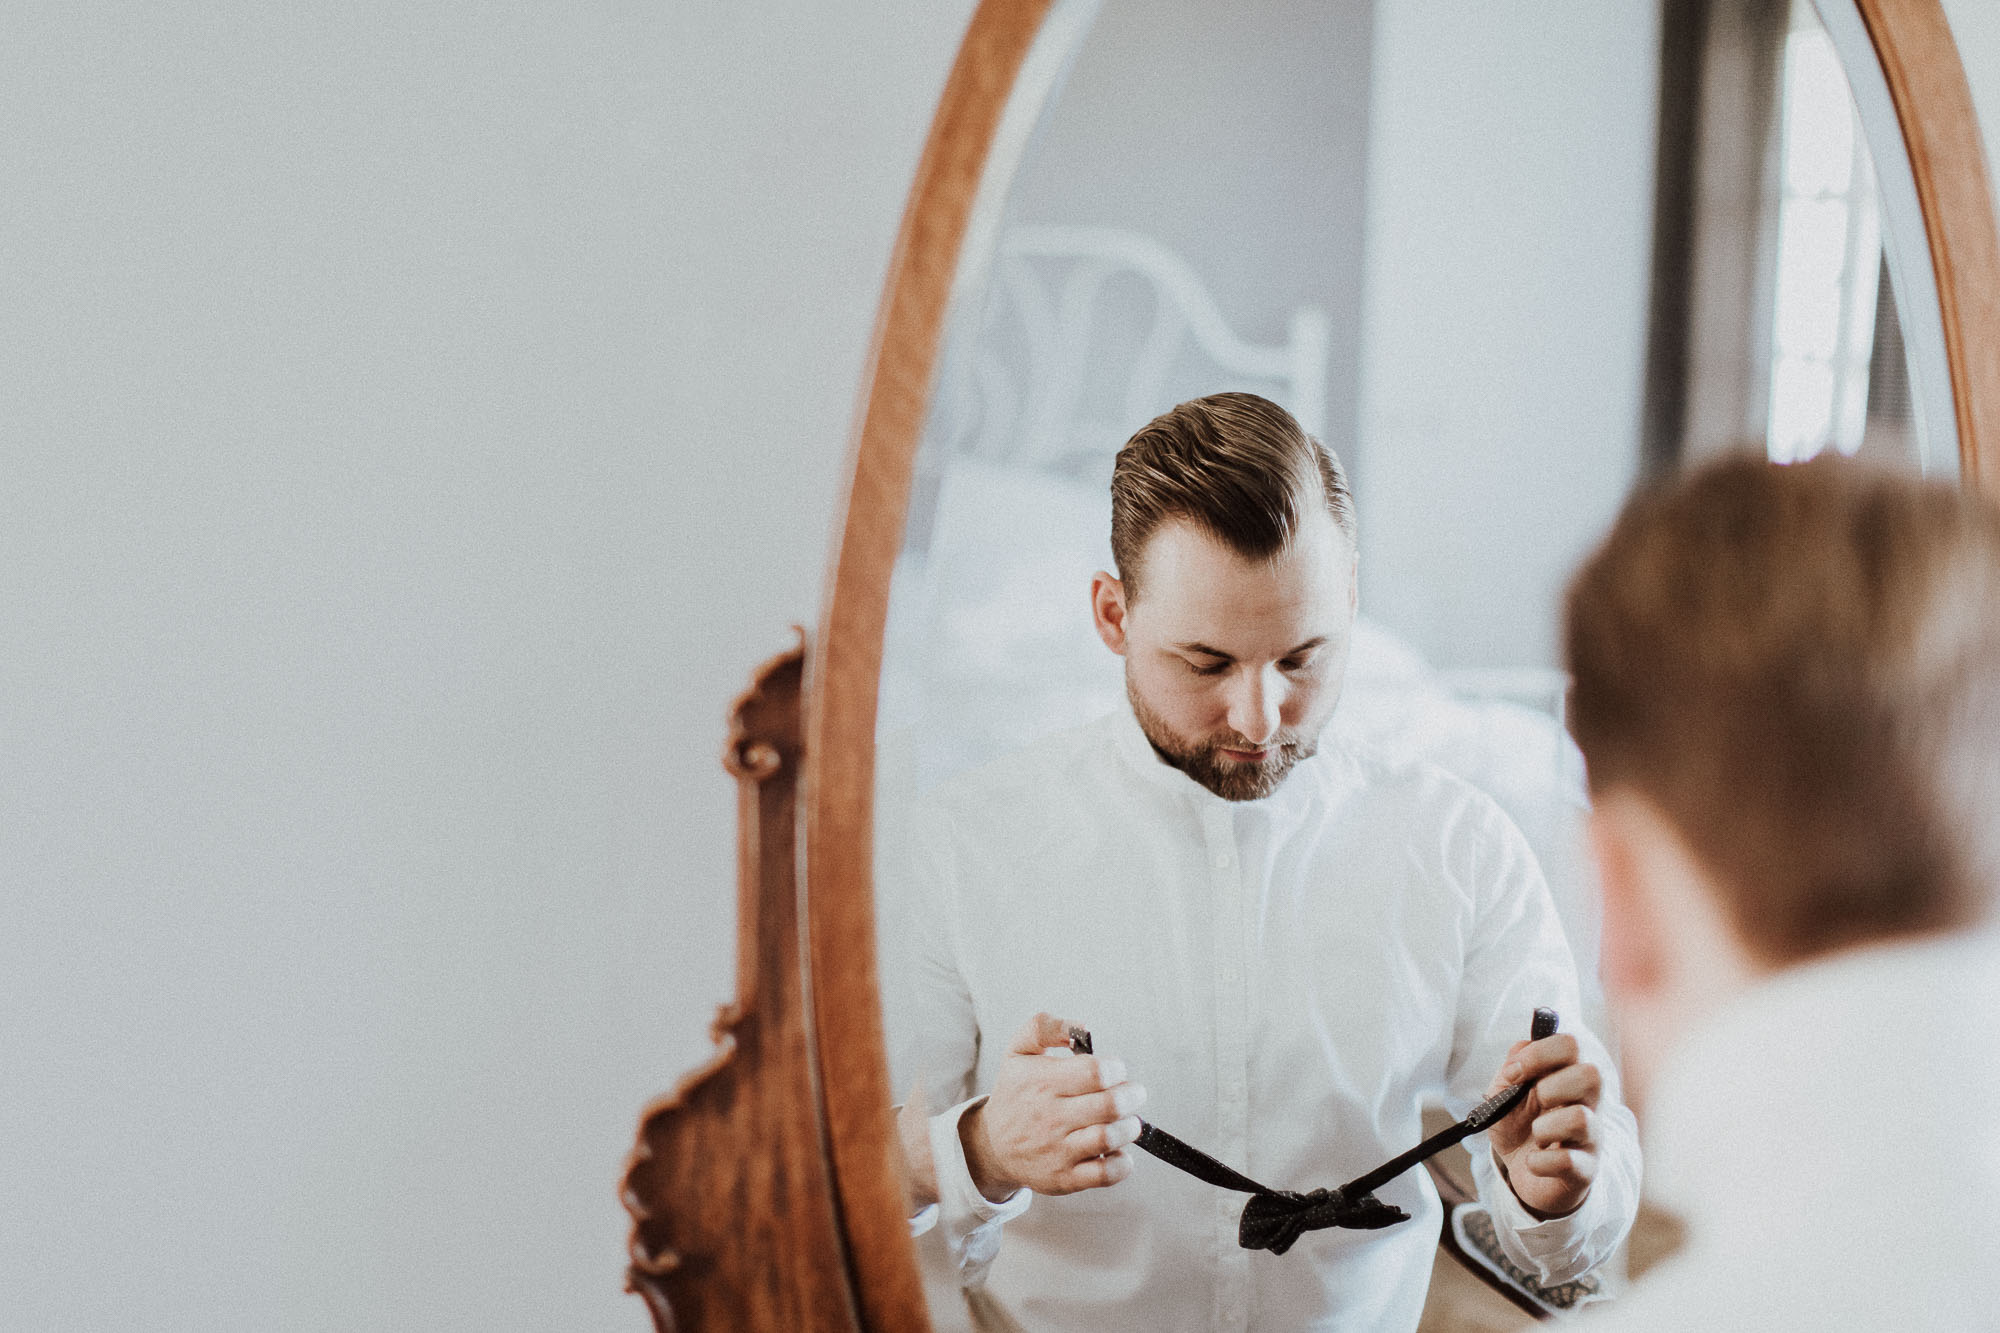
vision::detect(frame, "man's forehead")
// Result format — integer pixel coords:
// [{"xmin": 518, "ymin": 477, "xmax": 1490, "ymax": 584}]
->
[
  {"xmin": 1133, "ymin": 515, "xmax": 1352, "ymax": 645},
  {"xmin": 1137, "ymin": 514, "xmax": 1353, "ymax": 602}
]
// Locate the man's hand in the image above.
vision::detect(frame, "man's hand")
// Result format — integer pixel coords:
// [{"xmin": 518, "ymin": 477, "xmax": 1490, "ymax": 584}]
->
[
  {"xmin": 962, "ymin": 1013, "xmax": 1146, "ymax": 1200},
  {"xmin": 1483, "ymin": 1032, "xmax": 1602, "ymax": 1219}
]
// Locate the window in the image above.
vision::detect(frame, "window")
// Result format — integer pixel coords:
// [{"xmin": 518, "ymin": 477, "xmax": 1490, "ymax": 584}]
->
[{"xmin": 1764, "ymin": 11, "xmax": 1882, "ymax": 463}]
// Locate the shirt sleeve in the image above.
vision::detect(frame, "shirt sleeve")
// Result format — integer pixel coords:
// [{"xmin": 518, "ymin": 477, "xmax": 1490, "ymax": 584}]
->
[
  {"xmin": 879, "ymin": 795, "xmax": 983, "ymax": 1122},
  {"xmin": 1443, "ymin": 788, "xmax": 1643, "ymax": 1286},
  {"xmin": 880, "ymin": 797, "xmax": 1033, "ymax": 1279},
  {"xmin": 923, "ymin": 1095, "xmax": 1034, "ymax": 1286}
]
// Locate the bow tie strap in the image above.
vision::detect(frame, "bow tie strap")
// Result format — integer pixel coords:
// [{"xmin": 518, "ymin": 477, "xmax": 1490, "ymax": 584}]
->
[
  {"xmin": 1132, "ymin": 1121, "xmax": 1269, "ymax": 1195},
  {"xmin": 1068, "ymin": 1007, "xmax": 1560, "ymax": 1256},
  {"xmin": 1073, "ymin": 1025, "xmax": 1418, "ymax": 1253}
]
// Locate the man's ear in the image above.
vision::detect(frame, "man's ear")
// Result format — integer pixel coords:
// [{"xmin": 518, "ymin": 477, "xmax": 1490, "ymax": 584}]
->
[{"xmin": 1091, "ymin": 571, "xmax": 1129, "ymax": 656}]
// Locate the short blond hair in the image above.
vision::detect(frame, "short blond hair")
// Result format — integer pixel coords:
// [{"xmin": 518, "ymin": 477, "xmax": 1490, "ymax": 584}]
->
[{"xmin": 1565, "ymin": 455, "xmax": 2000, "ymax": 965}]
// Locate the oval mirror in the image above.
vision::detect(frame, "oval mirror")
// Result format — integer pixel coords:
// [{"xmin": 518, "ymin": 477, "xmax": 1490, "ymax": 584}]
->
[{"xmin": 798, "ymin": 1, "xmax": 2000, "ymax": 1328}]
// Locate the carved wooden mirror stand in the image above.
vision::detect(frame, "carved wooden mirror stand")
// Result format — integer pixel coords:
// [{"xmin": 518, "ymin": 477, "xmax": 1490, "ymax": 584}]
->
[{"xmin": 624, "ymin": 1, "xmax": 2000, "ymax": 1328}]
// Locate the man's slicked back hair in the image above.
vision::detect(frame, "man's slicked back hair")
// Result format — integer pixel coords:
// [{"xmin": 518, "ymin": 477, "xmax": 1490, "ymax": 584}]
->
[
  {"xmin": 1110, "ymin": 392, "xmax": 1355, "ymax": 600},
  {"xmin": 1565, "ymin": 455, "xmax": 2000, "ymax": 965}
]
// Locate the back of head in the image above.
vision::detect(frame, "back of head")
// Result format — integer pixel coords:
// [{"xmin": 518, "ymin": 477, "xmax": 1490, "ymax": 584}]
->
[
  {"xmin": 1110, "ymin": 392, "xmax": 1355, "ymax": 599},
  {"xmin": 1564, "ymin": 455, "xmax": 2000, "ymax": 966}
]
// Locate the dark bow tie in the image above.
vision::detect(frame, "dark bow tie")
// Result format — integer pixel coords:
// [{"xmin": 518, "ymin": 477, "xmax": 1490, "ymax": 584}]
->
[
  {"xmin": 1238, "ymin": 1186, "xmax": 1411, "ymax": 1254},
  {"xmin": 1127, "ymin": 1120, "xmax": 1408, "ymax": 1254},
  {"xmin": 1071, "ymin": 1007, "xmax": 1559, "ymax": 1255}
]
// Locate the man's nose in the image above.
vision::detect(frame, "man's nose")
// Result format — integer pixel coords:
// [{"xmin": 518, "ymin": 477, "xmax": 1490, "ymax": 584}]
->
[{"xmin": 1226, "ymin": 666, "xmax": 1284, "ymax": 746}]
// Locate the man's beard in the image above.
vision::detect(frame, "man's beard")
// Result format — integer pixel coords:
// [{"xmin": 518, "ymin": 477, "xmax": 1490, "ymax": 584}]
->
[{"xmin": 1126, "ymin": 675, "xmax": 1320, "ymax": 802}]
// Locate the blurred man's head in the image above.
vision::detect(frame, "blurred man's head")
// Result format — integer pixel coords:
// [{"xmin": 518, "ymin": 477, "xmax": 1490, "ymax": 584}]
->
[
  {"xmin": 1565, "ymin": 455, "xmax": 2000, "ymax": 1097},
  {"xmin": 1092, "ymin": 393, "xmax": 1358, "ymax": 801}
]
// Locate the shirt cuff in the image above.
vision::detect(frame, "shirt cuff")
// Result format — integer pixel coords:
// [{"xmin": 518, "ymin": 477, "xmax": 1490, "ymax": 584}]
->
[
  {"xmin": 894, "ymin": 1103, "xmax": 939, "ymax": 1236},
  {"xmin": 928, "ymin": 1094, "xmax": 1032, "ymax": 1287},
  {"xmin": 1469, "ymin": 1140, "xmax": 1601, "ymax": 1285}
]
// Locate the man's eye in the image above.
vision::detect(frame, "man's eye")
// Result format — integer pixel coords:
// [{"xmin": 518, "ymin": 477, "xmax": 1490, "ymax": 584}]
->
[
  {"xmin": 1189, "ymin": 660, "xmax": 1230, "ymax": 677},
  {"xmin": 1280, "ymin": 655, "xmax": 1314, "ymax": 673}
]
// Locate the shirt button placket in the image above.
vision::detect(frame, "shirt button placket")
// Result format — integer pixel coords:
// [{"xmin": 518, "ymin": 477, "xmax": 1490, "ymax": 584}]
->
[{"xmin": 1205, "ymin": 808, "xmax": 1250, "ymax": 1331}]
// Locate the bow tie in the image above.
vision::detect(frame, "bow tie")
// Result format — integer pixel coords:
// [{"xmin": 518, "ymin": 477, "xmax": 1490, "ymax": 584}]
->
[
  {"xmin": 1071, "ymin": 1007, "xmax": 1558, "ymax": 1255},
  {"xmin": 1131, "ymin": 1120, "xmax": 1408, "ymax": 1253}
]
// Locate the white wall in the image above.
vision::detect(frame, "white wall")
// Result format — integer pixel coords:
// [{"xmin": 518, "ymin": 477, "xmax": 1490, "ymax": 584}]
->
[
  {"xmin": 0, "ymin": 2, "xmax": 971, "ymax": 1328},
  {"xmin": 9, "ymin": 2, "xmax": 2000, "ymax": 1329},
  {"xmin": 1005, "ymin": 0, "xmax": 1375, "ymax": 456},
  {"xmin": 1354, "ymin": 0, "xmax": 1662, "ymax": 670}
]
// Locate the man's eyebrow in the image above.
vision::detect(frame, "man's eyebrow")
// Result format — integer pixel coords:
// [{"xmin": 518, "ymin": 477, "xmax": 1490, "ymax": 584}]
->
[{"xmin": 1173, "ymin": 637, "xmax": 1328, "ymax": 660}]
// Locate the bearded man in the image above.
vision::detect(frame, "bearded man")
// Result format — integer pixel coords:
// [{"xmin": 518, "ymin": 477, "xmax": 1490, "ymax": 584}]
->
[{"xmin": 886, "ymin": 392, "xmax": 1640, "ymax": 1330}]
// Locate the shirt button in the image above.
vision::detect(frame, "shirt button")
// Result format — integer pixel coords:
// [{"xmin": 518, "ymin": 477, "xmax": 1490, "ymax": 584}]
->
[{"xmin": 1212, "ymin": 852, "xmax": 1231, "ymax": 868}]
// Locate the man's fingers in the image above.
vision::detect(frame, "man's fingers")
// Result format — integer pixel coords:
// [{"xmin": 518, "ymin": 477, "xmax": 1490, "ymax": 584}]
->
[
  {"xmin": 1044, "ymin": 1054, "xmax": 1128, "ymax": 1095},
  {"xmin": 1530, "ymin": 1061, "xmax": 1603, "ymax": 1111},
  {"xmin": 1530, "ymin": 1105, "xmax": 1596, "ymax": 1149},
  {"xmin": 1062, "ymin": 1148, "xmax": 1133, "ymax": 1192},
  {"xmin": 1498, "ymin": 1033, "xmax": 1580, "ymax": 1084},
  {"xmin": 1063, "ymin": 1115, "xmax": 1143, "ymax": 1160},
  {"xmin": 1520, "ymin": 1145, "xmax": 1599, "ymax": 1185},
  {"xmin": 1008, "ymin": 1012, "xmax": 1079, "ymax": 1056},
  {"xmin": 1063, "ymin": 1083, "xmax": 1148, "ymax": 1129}
]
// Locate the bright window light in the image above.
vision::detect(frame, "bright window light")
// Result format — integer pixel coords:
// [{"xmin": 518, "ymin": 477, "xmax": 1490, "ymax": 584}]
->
[{"xmin": 1766, "ymin": 14, "xmax": 1882, "ymax": 464}]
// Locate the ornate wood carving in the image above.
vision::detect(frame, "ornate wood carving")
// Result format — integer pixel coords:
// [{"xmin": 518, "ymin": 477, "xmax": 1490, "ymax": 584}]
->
[{"xmin": 622, "ymin": 639, "xmax": 859, "ymax": 1333}]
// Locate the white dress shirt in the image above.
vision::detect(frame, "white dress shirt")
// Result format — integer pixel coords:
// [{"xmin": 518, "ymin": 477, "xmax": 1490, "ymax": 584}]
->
[
  {"xmin": 881, "ymin": 707, "xmax": 1640, "ymax": 1331},
  {"xmin": 1582, "ymin": 931, "xmax": 2000, "ymax": 1332}
]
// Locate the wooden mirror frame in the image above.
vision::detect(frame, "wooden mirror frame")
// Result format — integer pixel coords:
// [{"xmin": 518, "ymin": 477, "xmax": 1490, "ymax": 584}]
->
[{"xmin": 626, "ymin": 2, "xmax": 2000, "ymax": 1328}]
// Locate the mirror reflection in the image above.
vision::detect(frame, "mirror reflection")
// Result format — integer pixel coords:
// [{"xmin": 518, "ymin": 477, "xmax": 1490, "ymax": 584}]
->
[{"xmin": 874, "ymin": 2, "xmax": 1938, "ymax": 1327}]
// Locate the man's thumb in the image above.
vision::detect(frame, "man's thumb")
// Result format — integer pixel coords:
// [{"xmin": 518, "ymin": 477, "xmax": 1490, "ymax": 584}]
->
[{"xmin": 1007, "ymin": 1011, "xmax": 1076, "ymax": 1056}]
